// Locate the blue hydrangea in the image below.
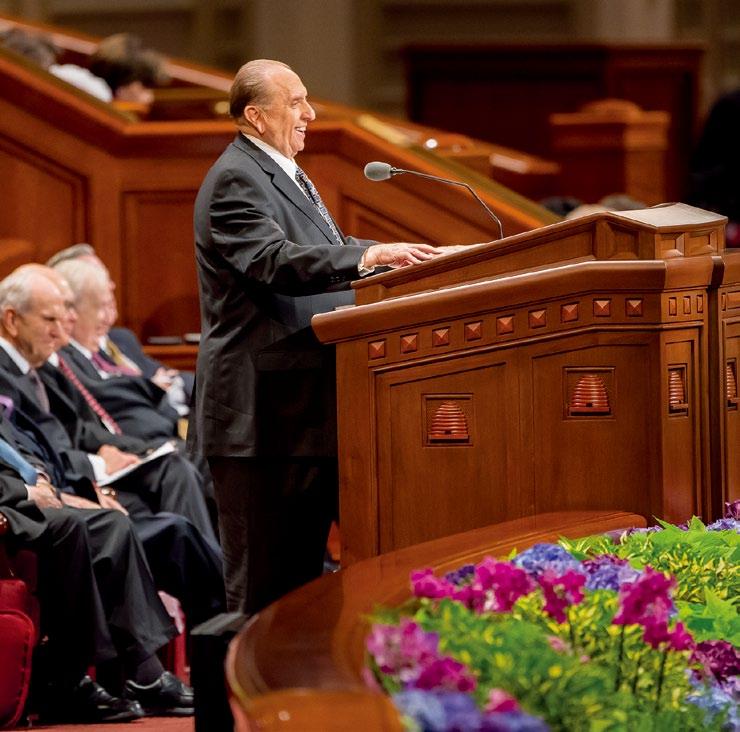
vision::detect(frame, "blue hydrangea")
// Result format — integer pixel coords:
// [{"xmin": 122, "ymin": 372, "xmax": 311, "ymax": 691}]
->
[
  {"xmin": 582, "ymin": 556, "xmax": 641, "ymax": 591},
  {"xmin": 444, "ymin": 564, "xmax": 476, "ymax": 585},
  {"xmin": 481, "ymin": 712, "xmax": 551, "ymax": 731},
  {"xmin": 392, "ymin": 690, "xmax": 550, "ymax": 732},
  {"xmin": 686, "ymin": 679, "xmax": 739, "ymax": 730},
  {"xmin": 706, "ymin": 518, "xmax": 740, "ymax": 533},
  {"xmin": 511, "ymin": 543, "xmax": 581, "ymax": 579},
  {"xmin": 392, "ymin": 689, "xmax": 449, "ymax": 731}
]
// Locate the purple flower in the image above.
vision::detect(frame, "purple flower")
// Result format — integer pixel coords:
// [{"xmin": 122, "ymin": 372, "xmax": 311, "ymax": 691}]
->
[
  {"xmin": 391, "ymin": 689, "xmax": 450, "ymax": 731},
  {"xmin": 414, "ymin": 656, "xmax": 477, "ymax": 693},
  {"xmin": 474, "ymin": 559, "xmax": 536, "ymax": 613},
  {"xmin": 692, "ymin": 640, "xmax": 740, "ymax": 685},
  {"xmin": 581, "ymin": 555, "xmax": 641, "ymax": 591},
  {"xmin": 686, "ymin": 678, "xmax": 739, "ymax": 729},
  {"xmin": 612, "ymin": 567, "xmax": 675, "ymax": 628},
  {"xmin": 391, "ymin": 691, "xmax": 550, "ymax": 732},
  {"xmin": 481, "ymin": 712, "xmax": 551, "ymax": 731},
  {"xmin": 512, "ymin": 543, "xmax": 581, "ymax": 579},
  {"xmin": 411, "ymin": 568, "xmax": 458, "ymax": 600},
  {"xmin": 706, "ymin": 518, "xmax": 740, "ymax": 533},
  {"xmin": 725, "ymin": 499, "xmax": 740, "ymax": 520},
  {"xmin": 366, "ymin": 618, "xmax": 440, "ymax": 683},
  {"xmin": 444, "ymin": 564, "xmax": 476, "ymax": 585},
  {"xmin": 538, "ymin": 569, "xmax": 586, "ymax": 624},
  {"xmin": 666, "ymin": 621, "xmax": 694, "ymax": 652}
]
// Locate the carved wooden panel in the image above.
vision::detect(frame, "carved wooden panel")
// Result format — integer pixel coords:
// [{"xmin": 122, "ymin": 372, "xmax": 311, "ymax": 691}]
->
[
  {"xmin": 0, "ymin": 133, "xmax": 87, "ymax": 260},
  {"xmin": 722, "ymin": 324, "xmax": 740, "ymax": 505},
  {"xmin": 662, "ymin": 337, "xmax": 701, "ymax": 521},
  {"xmin": 376, "ymin": 355, "xmax": 519, "ymax": 552},
  {"xmin": 121, "ymin": 190, "xmax": 200, "ymax": 339},
  {"xmin": 531, "ymin": 336, "xmax": 657, "ymax": 519}
]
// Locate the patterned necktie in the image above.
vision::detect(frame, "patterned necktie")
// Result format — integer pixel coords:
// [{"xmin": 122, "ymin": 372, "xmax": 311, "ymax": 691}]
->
[
  {"xmin": 0, "ymin": 437, "xmax": 38, "ymax": 485},
  {"xmin": 57, "ymin": 355, "xmax": 123, "ymax": 435},
  {"xmin": 294, "ymin": 167, "xmax": 344, "ymax": 246},
  {"xmin": 91, "ymin": 350, "xmax": 138, "ymax": 377},
  {"xmin": 103, "ymin": 338, "xmax": 142, "ymax": 375},
  {"xmin": 26, "ymin": 369, "xmax": 50, "ymax": 412}
]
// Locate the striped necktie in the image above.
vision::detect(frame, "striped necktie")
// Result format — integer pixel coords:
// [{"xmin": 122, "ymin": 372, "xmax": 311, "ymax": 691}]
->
[
  {"xmin": 57, "ymin": 355, "xmax": 123, "ymax": 435},
  {"xmin": 294, "ymin": 167, "xmax": 344, "ymax": 246},
  {"xmin": 92, "ymin": 351, "xmax": 138, "ymax": 377}
]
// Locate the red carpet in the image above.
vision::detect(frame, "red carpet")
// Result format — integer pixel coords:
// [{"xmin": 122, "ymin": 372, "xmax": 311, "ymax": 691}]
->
[{"xmin": 29, "ymin": 717, "xmax": 193, "ymax": 731}]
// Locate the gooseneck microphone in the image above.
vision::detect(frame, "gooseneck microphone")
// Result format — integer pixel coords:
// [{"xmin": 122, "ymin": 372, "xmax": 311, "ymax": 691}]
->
[{"xmin": 363, "ymin": 161, "xmax": 504, "ymax": 240}]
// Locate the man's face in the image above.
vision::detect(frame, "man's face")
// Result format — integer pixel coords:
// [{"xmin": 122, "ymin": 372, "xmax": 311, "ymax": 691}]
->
[
  {"xmin": 53, "ymin": 279, "xmax": 77, "ymax": 349},
  {"xmin": 251, "ymin": 68, "xmax": 316, "ymax": 159},
  {"xmin": 73, "ymin": 286, "xmax": 110, "ymax": 351},
  {"xmin": 3, "ymin": 283, "xmax": 65, "ymax": 367}
]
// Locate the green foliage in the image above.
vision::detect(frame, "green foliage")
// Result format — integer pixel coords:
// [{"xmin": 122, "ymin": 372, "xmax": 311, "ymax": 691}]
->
[
  {"xmin": 410, "ymin": 599, "xmax": 710, "ymax": 731},
  {"xmin": 676, "ymin": 588, "xmax": 740, "ymax": 645},
  {"xmin": 561, "ymin": 522, "xmax": 740, "ymax": 606}
]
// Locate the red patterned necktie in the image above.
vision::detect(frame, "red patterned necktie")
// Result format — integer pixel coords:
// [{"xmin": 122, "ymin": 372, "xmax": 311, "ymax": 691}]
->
[
  {"xmin": 57, "ymin": 355, "xmax": 123, "ymax": 435},
  {"xmin": 91, "ymin": 351, "xmax": 139, "ymax": 377}
]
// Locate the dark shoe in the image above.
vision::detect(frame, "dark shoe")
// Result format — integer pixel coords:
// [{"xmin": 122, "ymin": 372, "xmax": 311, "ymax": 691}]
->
[
  {"xmin": 46, "ymin": 675, "xmax": 144, "ymax": 723},
  {"xmin": 123, "ymin": 671, "xmax": 194, "ymax": 716}
]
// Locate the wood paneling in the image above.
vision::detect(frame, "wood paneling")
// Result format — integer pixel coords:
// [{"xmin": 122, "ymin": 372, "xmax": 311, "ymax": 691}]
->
[
  {"xmin": 314, "ymin": 205, "xmax": 731, "ymax": 564},
  {"xmin": 0, "ymin": 16, "xmax": 557, "ymax": 343},
  {"xmin": 404, "ymin": 43, "xmax": 704, "ymax": 201}
]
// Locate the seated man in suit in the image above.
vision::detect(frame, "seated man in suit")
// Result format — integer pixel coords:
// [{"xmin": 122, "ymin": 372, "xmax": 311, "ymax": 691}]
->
[
  {"xmin": 0, "ymin": 408, "xmax": 189, "ymax": 721},
  {"xmin": 0, "ymin": 266, "xmax": 224, "ymax": 632},
  {"xmin": 46, "ymin": 258, "xmax": 187, "ymax": 444},
  {"xmin": 46, "ymin": 243, "xmax": 194, "ymax": 403}
]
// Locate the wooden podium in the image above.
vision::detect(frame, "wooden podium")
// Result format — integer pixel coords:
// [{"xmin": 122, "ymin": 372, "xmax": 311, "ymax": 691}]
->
[{"xmin": 313, "ymin": 204, "xmax": 739, "ymax": 565}]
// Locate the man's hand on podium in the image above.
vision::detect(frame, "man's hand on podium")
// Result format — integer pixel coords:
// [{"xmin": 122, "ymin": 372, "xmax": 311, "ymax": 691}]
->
[{"xmin": 361, "ymin": 242, "xmax": 444, "ymax": 270}]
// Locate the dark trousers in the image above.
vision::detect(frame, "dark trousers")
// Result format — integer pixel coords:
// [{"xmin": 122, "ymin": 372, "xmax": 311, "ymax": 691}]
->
[
  {"xmin": 117, "ymin": 491, "xmax": 225, "ymax": 627},
  {"xmin": 208, "ymin": 456, "xmax": 337, "ymax": 614},
  {"xmin": 25, "ymin": 507, "xmax": 175, "ymax": 683},
  {"xmin": 117, "ymin": 450, "xmax": 217, "ymax": 543}
]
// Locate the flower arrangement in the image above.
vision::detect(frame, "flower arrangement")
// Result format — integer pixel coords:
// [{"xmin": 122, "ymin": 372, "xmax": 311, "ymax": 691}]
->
[{"xmin": 365, "ymin": 502, "xmax": 740, "ymax": 731}]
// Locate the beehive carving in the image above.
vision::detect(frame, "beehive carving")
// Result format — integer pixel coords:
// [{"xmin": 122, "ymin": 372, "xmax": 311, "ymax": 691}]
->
[
  {"xmin": 727, "ymin": 362, "xmax": 738, "ymax": 408},
  {"xmin": 428, "ymin": 401, "xmax": 470, "ymax": 443},
  {"xmin": 668, "ymin": 367, "xmax": 688, "ymax": 413},
  {"xmin": 568, "ymin": 374, "xmax": 610, "ymax": 416}
]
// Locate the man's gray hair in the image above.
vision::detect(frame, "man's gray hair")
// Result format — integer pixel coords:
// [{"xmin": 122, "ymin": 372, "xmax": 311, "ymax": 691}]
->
[
  {"xmin": 46, "ymin": 242, "xmax": 96, "ymax": 268},
  {"xmin": 0, "ymin": 265, "xmax": 50, "ymax": 314},
  {"xmin": 52, "ymin": 257, "xmax": 109, "ymax": 303},
  {"xmin": 229, "ymin": 59, "xmax": 291, "ymax": 119}
]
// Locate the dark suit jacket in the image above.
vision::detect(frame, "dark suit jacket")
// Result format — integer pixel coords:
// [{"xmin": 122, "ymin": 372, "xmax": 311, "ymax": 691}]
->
[
  {"xmin": 0, "ymin": 354, "xmax": 98, "ymax": 485},
  {"xmin": 108, "ymin": 327, "xmax": 195, "ymax": 396},
  {"xmin": 38, "ymin": 361, "xmax": 149, "ymax": 456},
  {"xmin": 59, "ymin": 345, "xmax": 179, "ymax": 442},
  {"xmin": 192, "ymin": 134, "xmax": 375, "ymax": 458}
]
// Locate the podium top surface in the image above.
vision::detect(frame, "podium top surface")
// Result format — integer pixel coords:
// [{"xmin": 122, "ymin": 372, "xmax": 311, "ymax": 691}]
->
[{"xmin": 351, "ymin": 204, "xmax": 727, "ymax": 307}]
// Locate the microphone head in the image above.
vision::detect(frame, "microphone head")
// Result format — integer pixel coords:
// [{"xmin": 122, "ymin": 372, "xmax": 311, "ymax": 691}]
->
[{"xmin": 364, "ymin": 161, "xmax": 393, "ymax": 181}]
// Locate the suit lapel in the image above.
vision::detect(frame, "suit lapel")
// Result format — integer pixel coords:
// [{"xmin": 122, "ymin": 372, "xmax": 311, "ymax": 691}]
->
[
  {"xmin": 0, "ymin": 350, "xmax": 41, "ymax": 408},
  {"xmin": 61, "ymin": 346, "xmax": 100, "ymax": 381},
  {"xmin": 231, "ymin": 135, "xmax": 343, "ymax": 247}
]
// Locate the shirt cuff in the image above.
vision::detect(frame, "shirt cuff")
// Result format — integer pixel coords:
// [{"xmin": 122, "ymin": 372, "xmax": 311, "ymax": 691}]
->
[
  {"xmin": 87, "ymin": 453, "xmax": 110, "ymax": 483},
  {"xmin": 357, "ymin": 251, "xmax": 376, "ymax": 277}
]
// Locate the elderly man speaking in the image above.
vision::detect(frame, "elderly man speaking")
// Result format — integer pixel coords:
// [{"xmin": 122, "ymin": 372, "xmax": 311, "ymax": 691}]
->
[{"xmin": 193, "ymin": 59, "xmax": 445, "ymax": 614}]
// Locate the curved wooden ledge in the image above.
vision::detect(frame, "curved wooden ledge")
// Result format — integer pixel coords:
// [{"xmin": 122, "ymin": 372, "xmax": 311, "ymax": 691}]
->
[{"xmin": 227, "ymin": 510, "xmax": 645, "ymax": 728}]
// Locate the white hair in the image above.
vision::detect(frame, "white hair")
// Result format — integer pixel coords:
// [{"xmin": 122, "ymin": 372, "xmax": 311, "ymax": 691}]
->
[
  {"xmin": 52, "ymin": 258, "xmax": 109, "ymax": 304},
  {"xmin": 0, "ymin": 265, "xmax": 53, "ymax": 313}
]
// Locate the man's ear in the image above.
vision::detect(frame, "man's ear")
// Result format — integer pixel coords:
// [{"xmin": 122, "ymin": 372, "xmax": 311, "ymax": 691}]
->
[
  {"xmin": 243, "ymin": 105, "xmax": 264, "ymax": 134},
  {"xmin": 1, "ymin": 308, "xmax": 18, "ymax": 338}
]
